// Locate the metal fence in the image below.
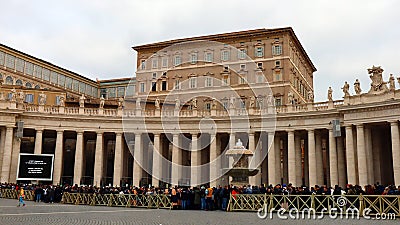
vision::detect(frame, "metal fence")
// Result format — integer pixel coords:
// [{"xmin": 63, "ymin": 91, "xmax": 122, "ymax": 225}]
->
[{"xmin": 228, "ymin": 194, "xmax": 400, "ymax": 218}]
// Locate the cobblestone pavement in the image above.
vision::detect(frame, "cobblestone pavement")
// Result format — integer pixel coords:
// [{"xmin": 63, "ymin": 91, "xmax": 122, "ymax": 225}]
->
[{"xmin": 0, "ymin": 198, "xmax": 397, "ymax": 225}]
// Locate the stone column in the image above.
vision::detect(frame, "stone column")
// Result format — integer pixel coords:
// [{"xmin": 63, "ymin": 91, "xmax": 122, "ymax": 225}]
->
[
  {"xmin": 0, "ymin": 127, "xmax": 6, "ymax": 176},
  {"xmin": 34, "ymin": 129, "xmax": 43, "ymax": 154},
  {"xmin": 308, "ymin": 129, "xmax": 317, "ymax": 187},
  {"xmin": 171, "ymin": 133, "xmax": 180, "ymax": 186},
  {"xmin": 209, "ymin": 134, "xmax": 218, "ymax": 187},
  {"xmin": 275, "ymin": 135, "xmax": 281, "ymax": 184},
  {"xmin": 336, "ymin": 136, "xmax": 346, "ymax": 188},
  {"xmin": 345, "ymin": 125, "xmax": 356, "ymax": 185},
  {"xmin": 248, "ymin": 132, "xmax": 260, "ymax": 186},
  {"xmin": 372, "ymin": 132, "xmax": 382, "ymax": 184},
  {"xmin": 229, "ymin": 132, "xmax": 235, "ymax": 150},
  {"xmin": 267, "ymin": 132, "xmax": 276, "ymax": 185},
  {"xmin": 390, "ymin": 121, "xmax": 400, "ymax": 186},
  {"xmin": 356, "ymin": 124, "xmax": 368, "ymax": 187},
  {"xmin": 294, "ymin": 134, "xmax": 302, "ymax": 186},
  {"xmin": 151, "ymin": 133, "xmax": 161, "ymax": 187},
  {"xmin": 315, "ymin": 132, "xmax": 324, "ymax": 185},
  {"xmin": 190, "ymin": 133, "xmax": 200, "ymax": 186},
  {"xmin": 73, "ymin": 131, "xmax": 84, "ymax": 185},
  {"xmin": 113, "ymin": 132, "xmax": 123, "ymax": 187},
  {"xmin": 133, "ymin": 133, "xmax": 142, "ymax": 186},
  {"xmin": 328, "ymin": 128, "xmax": 338, "ymax": 187},
  {"xmin": 53, "ymin": 130, "xmax": 64, "ymax": 185},
  {"xmin": 365, "ymin": 127, "xmax": 374, "ymax": 185},
  {"xmin": 287, "ymin": 130, "xmax": 296, "ymax": 186},
  {"xmin": 93, "ymin": 132, "xmax": 104, "ymax": 187}
]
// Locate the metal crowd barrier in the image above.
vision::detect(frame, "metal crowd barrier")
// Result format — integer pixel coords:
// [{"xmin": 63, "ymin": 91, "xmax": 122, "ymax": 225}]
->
[
  {"xmin": 228, "ymin": 194, "xmax": 400, "ymax": 217},
  {"xmin": 0, "ymin": 189, "xmax": 35, "ymax": 201},
  {"xmin": 61, "ymin": 192, "xmax": 173, "ymax": 209}
]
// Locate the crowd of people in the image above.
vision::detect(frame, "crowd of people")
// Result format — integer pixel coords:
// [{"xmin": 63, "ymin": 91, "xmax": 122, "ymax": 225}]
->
[{"xmin": 1, "ymin": 182, "xmax": 400, "ymax": 210}]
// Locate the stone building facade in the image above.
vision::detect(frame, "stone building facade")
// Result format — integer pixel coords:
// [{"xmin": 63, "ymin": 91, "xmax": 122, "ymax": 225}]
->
[{"xmin": 0, "ymin": 28, "xmax": 399, "ymax": 189}]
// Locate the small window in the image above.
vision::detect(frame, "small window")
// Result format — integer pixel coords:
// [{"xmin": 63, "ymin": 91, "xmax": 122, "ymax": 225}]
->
[
  {"xmin": 238, "ymin": 49, "xmax": 246, "ymax": 59},
  {"xmin": 140, "ymin": 60, "xmax": 146, "ymax": 70},
  {"xmin": 275, "ymin": 60, "xmax": 281, "ymax": 67},
  {"xmin": 275, "ymin": 97, "xmax": 282, "ymax": 106},
  {"xmin": 257, "ymin": 74, "xmax": 264, "ymax": 83},
  {"xmin": 205, "ymin": 103, "xmax": 211, "ymax": 111},
  {"xmin": 26, "ymin": 82, "xmax": 32, "ymax": 88},
  {"xmin": 174, "ymin": 56, "xmax": 181, "ymax": 66},
  {"xmin": 222, "ymin": 101, "xmax": 228, "ymax": 110},
  {"xmin": 152, "ymin": 58, "xmax": 158, "ymax": 68},
  {"xmin": 240, "ymin": 100, "xmax": 246, "ymax": 109},
  {"xmin": 55, "ymin": 96, "xmax": 61, "ymax": 105},
  {"xmin": 174, "ymin": 80, "xmax": 180, "ymax": 90},
  {"xmin": 275, "ymin": 72, "xmax": 282, "ymax": 81},
  {"xmin": 189, "ymin": 77, "xmax": 197, "ymax": 89},
  {"xmin": 25, "ymin": 94, "xmax": 34, "ymax": 103},
  {"xmin": 100, "ymin": 88, "xmax": 107, "ymax": 98},
  {"xmin": 205, "ymin": 76, "xmax": 213, "ymax": 87},
  {"xmin": 272, "ymin": 45, "xmax": 282, "ymax": 55},
  {"xmin": 223, "ymin": 66, "xmax": 229, "ymax": 71},
  {"xmin": 152, "ymin": 82, "xmax": 157, "ymax": 91},
  {"xmin": 152, "ymin": 72, "xmax": 157, "ymax": 79},
  {"xmin": 221, "ymin": 50, "xmax": 230, "ymax": 61},
  {"xmin": 240, "ymin": 64, "xmax": 246, "ymax": 70},
  {"xmin": 35, "ymin": 85, "xmax": 40, "ymax": 89},
  {"xmin": 255, "ymin": 47, "xmax": 264, "ymax": 57},
  {"xmin": 161, "ymin": 81, "xmax": 167, "ymax": 91},
  {"xmin": 117, "ymin": 87, "xmax": 126, "ymax": 97},
  {"xmin": 257, "ymin": 62, "xmax": 263, "ymax": 69},
  {"xmin": 108, "ymin": 87, "xmax": 116, "ymax": 98},
  {"xmin": 191, "ymin": 53, "xmax": 197, "ymax": 64},
  {"xmin": 205, "ymin": 52, "xmax": 213, "ymax": 62},
  {"xmin": 239, "ymin": 76, "xmax": 246, "ymax": 84},
  {"xmin": 5, "ymin": 76, "xmax": 13, "ymax": 85},
  {"xmin": 16, "ymin": 79, "xmax": 23, "ymax": 86},
  {"xmin": 140, "ymin": 83, "xmax": 145, "ymax": 92},
  {"xmin": 162, "ymin": 57, "xmax": 168, "ymax": 68},
  {"xmin": 222, "ymin": 76, "xmax": 229, "ymax": 86}
]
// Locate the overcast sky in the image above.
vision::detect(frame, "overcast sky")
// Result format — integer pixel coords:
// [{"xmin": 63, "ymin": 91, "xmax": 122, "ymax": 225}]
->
[{"xmin": 1, "ymin": 0, "xmax": 399, "ymax": 101}]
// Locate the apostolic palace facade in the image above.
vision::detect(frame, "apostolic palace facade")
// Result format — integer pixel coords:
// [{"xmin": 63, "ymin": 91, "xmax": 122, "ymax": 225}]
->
[{"xmin": 0, "ymin": 27, "xmax": 399, "ymax": 189}]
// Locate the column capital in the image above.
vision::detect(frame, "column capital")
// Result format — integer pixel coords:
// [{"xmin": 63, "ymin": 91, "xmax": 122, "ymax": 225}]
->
[
  {"xmin": 5, "ymin": 126, "xmax": 14, "ymax": 131},
  {"xmin": 36, "ymin": 128, "xmax": 44, "ymax": 132},
  {"xmin": 153, "ymin": 132, "xmax": 161, "ymax": 137},
  {"xmin": 56, "ymin": 130, "xmax": 64, "ymax": 134},
  {"xmin": 191, "ymin": 133, "xmax": 198, "ymax": 138},
  {"xmin": 307, "ymin": 129, "xmax": 314, "ymax": 133},
  {"xmin": 286, "ymin": 129, "xmax": 295, "ymax": 134},
  {"xmin": 115, "ymin": 132, "xmax": 123, "ymax": 136},
  {"xmin": 356, "ymin": 124, "xmax": 364, "ymax": 129},
  {"xmin": 96, "ymin": 131, "xmax": 104, "ymax": 135},
  {"xmin": 345, "ymin": 124, "xmax": 353, "ymax": 129},
  {"xmin": 76, "ymin": 131, "xmax": 84, "ymax": 135},
  {"xmin": 390, "ymin": 121, "xmax": 399, "ymax": 126}
]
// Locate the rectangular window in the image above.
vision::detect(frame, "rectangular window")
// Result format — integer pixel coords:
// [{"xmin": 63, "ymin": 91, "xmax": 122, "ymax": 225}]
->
[
  {"xmin": 162, "ymin": 57, "xmax": 168, "ymax": 67},
  {"xmin": 240, "ymin": 100, "xmax": 246, "ymax": 109},
  {"xmin": 152, "ymin": 72, "xmax": 157, "ymax": 79},
  {"xmin": 152, "ymin": 58, "xmax": 158, "ymax": 68},
  {"xmin": 6, "ymin": 54, "xmax": 15, "ymax": 69},
  {"xmin": 272, "ymin": 45, "xmax": 282, "ymax": 55},
  {"xmin": 0, "ymin": 51, "xmax": 4, "ymax": 66},
  {"xmin": 223, "ymin": 101, "xmax": 228, "ymax": 110},
  {"xmin": 223, "ymin": 66, "xmax": 229, "ymax": 71},
  {"xmin": 140, "ymin": 83, "xmax": 145, "ymax": 92},
  {"xmin": 92, "ymin": 87, "xmax": 98, "ymax": 98},
  {"xmin": 25, "ymin": 62, "xmax": 34, "ymax": 75},
  {"xmin": 59, "ymin": 74, "xmax": 65, "ymax": 87},
  {"xmin": 50, "ymin": 72, "xmax": 58, "ymax": 84},
  {"xmin": 152, "ymin": 82, "xmax": 157, "ymax": 92},
  {"xmin": 174, "ymin": 80, "xmax": 180, "ymax": 90},
  {"xmin": 42, "ymin": 69, "xmax": 50, "ymax": 81},
  {"xmin": 174, "ymin": 55, "xmax": 181, "ymax": 66},
  {"xmin": 25, "ymin": 94, "xmax": 34, "ymax": 103},
  {"xmin": 221, "ymin": 50, "xmax": 230, "ymax": 61},
  {"xmin": 238, "ymin": 49, "xmax": 246, "ymax": 59},
  {"xmin": 73, "ymin": 79, "xmax": 79, "ymax": 92},
  {"xmin": 240, "ymin": 64, "xmax": 246, "ymax": 70},
  {"xmin": 55, "ymin": 96, "xmax": 61, "ymax": 105},
  {"xmin": 66, "ymin": 77, "xmax": 72, "ymax": 89},
  {"xmin": 100, "ymin": 88, "xmax": 107, "ymax": 98},
  {"xmin": 16, "ymin": 58, "xmax": 24, "ymax": 72},
  {"xmin": 275, "ymin": 60, "xmax": 281, "ymax": 67},
  {"xmin": 79, "ymin": 82, "xmax": 85, "ymax": 93},
  {"xmin": 108, "ymin": 87, "xmax": 116, "ymax": 98},
  {"xmin": 189, "ymin": 77, "xmax": 197, "ymax": 88},
  {"xmin": 205, "ymin": 76, "xmax": 212, "ymax": 87},
  {"xmin": 141, "ymin": 60, "xmax": 146, "ymax": 70},
  {"xmin": 126, "ymin": 84, "xmax": 135, "ymax": 96},
  {"xmin": 34, "ymin": 65, "xmax": 42, "ymax": 78},
  {"xmin": 257, "ymin": 62, "xmax": 263, "ymax": 69},
  {"xmin": 161, "ymin": 81, "xmax": 167, "ymax": 91},
  {"xmin": 222, "ymin": 76, "xmax": 229, "ymax": 86},
  {"xmin": 275, "ymin": 72, "xmax": 282, "ymax": 81},
  {"xmin": 255, "ymin": 47, "xmax": 264, "ymax": 57},
  {"xmin": 191, "ymin": 53, "xmax": 197, "ymax": 64},
  {"xmin": 205, "ymin": 103, "xmax": 211, "ymax": 111},
  {"xmin": 118, "ymin": 86, "xmax": 126, "ymax": 97},
  {"xmin": 205, "ymin": 52, "xmax": 213, "ymax": 62},
  {"xmin": 239, "ymin": 76, "xmax": 246, "ymax": 84},
  {"xmin": 85, "ymin": 84, "xmax": 92, "ymax": 95},
  {"xmin": 275, "ymin": 97, "xmax": 282, "ymax": 106}
]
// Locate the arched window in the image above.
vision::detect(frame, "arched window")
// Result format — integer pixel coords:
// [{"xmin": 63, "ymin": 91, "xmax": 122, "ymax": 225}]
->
[
  {"xmin": 5, "ymin": 76, "xmax": 13, "ymax": 85},
  {"xmin": 35, "ymin": 85, "xmax": 40, "ymax": 89},
  {"xmin": 26, "ymin": 82, "xmax": 32, "ymax": 88},
  {"xmin": 16, "ymin": 79, "xmax": 23, "ymax": 86}
]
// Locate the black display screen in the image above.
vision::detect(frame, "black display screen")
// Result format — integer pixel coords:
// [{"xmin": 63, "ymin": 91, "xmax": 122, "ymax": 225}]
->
[{"xmin": 17, "ymin": 154, "xmax": 54, "ymax": 181}]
